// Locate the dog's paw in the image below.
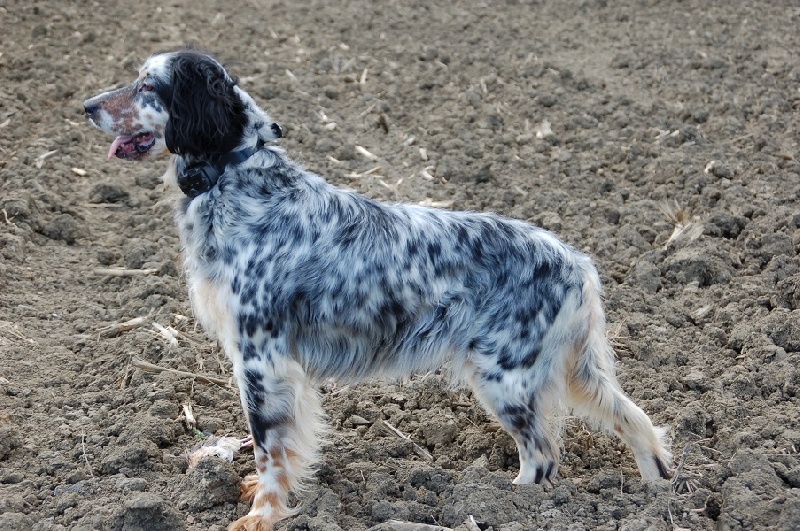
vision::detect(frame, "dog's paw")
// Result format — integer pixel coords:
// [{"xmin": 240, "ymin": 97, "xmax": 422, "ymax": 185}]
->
[
  {"xmin": 513, "ymin": 455, "xmax": 559, "ymax": 487},
  {"xmin": 239, "ymin": 474, "xmax": 259, "ymax": 503},
  {"xmin": 228, "ymin": 514, "xmax": 274, "ymax": 531}
]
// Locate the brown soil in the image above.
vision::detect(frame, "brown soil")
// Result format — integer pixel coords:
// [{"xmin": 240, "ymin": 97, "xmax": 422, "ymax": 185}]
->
[{"xmin": 2, "ymin": 1, "xmax": 800, "ymax": 530}]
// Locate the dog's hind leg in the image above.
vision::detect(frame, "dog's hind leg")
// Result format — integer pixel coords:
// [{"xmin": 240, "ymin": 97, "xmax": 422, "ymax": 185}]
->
[
  {"xmin": 468, "ymin": 365, "xmax": 563, "ymax": 486},
  {"xmin": 566, "ymin": 270, "xmax": 673, "ymax": 481},
  {"xmin": 228, "ymin": 342, "xmax": 324, "ymax": 531}
]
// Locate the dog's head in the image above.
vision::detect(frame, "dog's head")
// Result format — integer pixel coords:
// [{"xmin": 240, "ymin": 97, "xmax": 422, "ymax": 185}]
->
[{"xmin": 84, "ymin": 50, "xmax": 251, "ymax": 161}]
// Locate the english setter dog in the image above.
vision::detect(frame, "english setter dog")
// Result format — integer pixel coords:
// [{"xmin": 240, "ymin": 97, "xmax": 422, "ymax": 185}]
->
[{"xmin": 84, "ymin": 50, "xmax": 672, "ymax": 530}]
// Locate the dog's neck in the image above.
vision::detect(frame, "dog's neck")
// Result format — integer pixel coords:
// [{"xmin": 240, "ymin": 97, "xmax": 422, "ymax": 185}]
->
[
  {"xmin": 175, "ymin": 91, "xmax": 283, "ymax": 199},
  {"xmin": 234, "ymin": 87, "xmax": 283, "ymax": 151},
  {"xmin": 175, "ymin": 140, "xmax": 267, "ymax": 198}
]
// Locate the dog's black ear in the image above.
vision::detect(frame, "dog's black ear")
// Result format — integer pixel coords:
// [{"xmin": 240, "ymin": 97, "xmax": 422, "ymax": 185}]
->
[{"xmin": 165, "ymin": 53, "xmax": 247, "ymax": 158}]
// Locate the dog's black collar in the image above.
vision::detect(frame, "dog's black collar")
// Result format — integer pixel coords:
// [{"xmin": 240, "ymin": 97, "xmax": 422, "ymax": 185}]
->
[{"xmin": 177, "ymin": 139, "xmax": 266, "ymax": 199}]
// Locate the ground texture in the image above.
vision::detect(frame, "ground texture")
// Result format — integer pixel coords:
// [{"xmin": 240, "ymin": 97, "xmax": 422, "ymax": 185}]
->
[{"xmin": 1, "ymin": 1, "xmax": 800, "ymax": 530}]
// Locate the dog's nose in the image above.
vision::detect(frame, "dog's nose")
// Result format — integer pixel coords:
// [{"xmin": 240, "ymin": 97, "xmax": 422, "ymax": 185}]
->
[{"xmin": 84, "ymin": 101, "xmax": 100, "ymax": 118}]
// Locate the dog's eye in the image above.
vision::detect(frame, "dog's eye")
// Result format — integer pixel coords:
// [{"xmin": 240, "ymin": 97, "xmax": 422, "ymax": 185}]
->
[{"xmin": 140, "ymin": 84, "xmax": 154, "ymax": 92}]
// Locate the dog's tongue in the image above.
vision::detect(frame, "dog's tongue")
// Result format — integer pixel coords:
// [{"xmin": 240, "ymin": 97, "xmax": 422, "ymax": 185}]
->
[{"xmin": 107, "ymin": 135, "xmax": 135, "ymax": 160}]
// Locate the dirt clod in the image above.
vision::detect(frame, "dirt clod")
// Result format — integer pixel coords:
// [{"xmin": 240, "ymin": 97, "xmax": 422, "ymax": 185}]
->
[
  {"xmin": 177, "ymin": 457, "xmax": 240, "ymax": 511},
  {"xmin": 116, "ymin": 492, "xmax": 187, "ymax": 531}
]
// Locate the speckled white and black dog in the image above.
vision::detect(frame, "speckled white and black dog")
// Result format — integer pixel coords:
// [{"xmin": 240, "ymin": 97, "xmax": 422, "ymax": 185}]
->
[{"xmin": 84, "ymin": 49, "xmax": 672, "ymax": 531}]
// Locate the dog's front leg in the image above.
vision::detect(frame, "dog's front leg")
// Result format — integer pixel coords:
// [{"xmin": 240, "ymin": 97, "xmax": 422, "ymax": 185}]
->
[{"xmin": 228, "ymin": 347, "xmax": 323, "ymax": 531}]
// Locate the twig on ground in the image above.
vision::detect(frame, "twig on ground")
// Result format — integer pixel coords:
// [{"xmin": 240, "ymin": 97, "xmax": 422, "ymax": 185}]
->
[
  {"xmin": 385, "ymin": 522, "xmax": 452, "ymax": 531},
  {"xmin": 0, "ymin": 321, "xmax": 37, "ymax": 345},
  {"xmin": 362, "ymin": 166, "xmax": 382, "ymax": 176},
  {"xmin": 355, "ymin": 145, "xmax": 379, "ymax": 161},
  {"xmin": 93, "ymin": 267, "xmax": 158, "ymax": 277},
  {"xmin": 464, "ymin": 516, "xmax": 482, "ymax": 531},
  {"xmin": 358, "ymin": 103, "xmax": 376, "ymax": 117},
  {"xmin": 418, "ymin": 199, "xmax": 454, "ymax": 209},
  {"xmin": 98, "ymin": 316, "xmax": 147, "ymax": 338},
  {"xmin": 667, "ymin": 499, "xmax": 691, "ymax": 531},
  {"xmin": 151, "ymin": 322, "xmax": 179, "ymax": 349},
  {"xmin": 36, "ymin": 149, "xmax": 59, "ymax": 169},
  {"xmin": 382, "ymin": 420, "xmax": 434, "ymax": 463},
  {"xmin": 345, "ymin": 165, "xmax": 385, "ymax": 180},
  {"xmin": 181, "ymin": 403, "xmax": 197, "ymax": 430},
  {"xmin": 378, "ymin": 178, "xmax": 403, "ymax": 191},
  {"xmin": 673, "ymin": 443, "xmax": 691, "ymax": 481},
  {"xmin": 328, "ymin": 383, "xmax": 351, "ymax": 396},
  {"xmin": 607, "ymin": 320, "xmax": 631, "ymax": 355},
  {"xmin": 130, "ymin": 356, "xmax": 231, "ymax": 387},
  {"xmin": 672, "ymin": 444, "xmax": 700, "ymax": 494},
  {"xmin": 81, "ymin": 431, "xmax": 94, "ymax": 477},
  {"xmin": 82, "ymin": 203, "xmax": 126, "ymax": 209}
]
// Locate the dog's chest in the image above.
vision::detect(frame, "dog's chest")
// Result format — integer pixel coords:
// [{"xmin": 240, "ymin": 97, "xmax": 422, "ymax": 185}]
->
[
  {"xmin": 188, "ymin": 274, "xmax": 234, "ymax": 339},
  {"xmin": 177, "ymin": 199, "xmax": 240, "ymax": 349}
]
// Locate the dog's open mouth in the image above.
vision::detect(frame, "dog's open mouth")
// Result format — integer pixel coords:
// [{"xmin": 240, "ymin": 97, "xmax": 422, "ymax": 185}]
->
[{"xmin": 107, "ymin": 132, "xmax": 156, "ymax": 160}]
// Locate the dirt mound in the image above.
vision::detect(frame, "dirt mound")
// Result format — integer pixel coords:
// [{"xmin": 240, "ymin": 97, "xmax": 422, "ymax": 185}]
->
[{"xmin": 1, "ymin": 1, "xmax": 798, "ymax": 530}]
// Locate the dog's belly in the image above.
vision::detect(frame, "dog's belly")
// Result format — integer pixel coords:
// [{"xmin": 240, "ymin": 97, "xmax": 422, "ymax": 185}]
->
[{"xmin": 293, "ymin": 325, "xmax": 449, "ymax": 382}]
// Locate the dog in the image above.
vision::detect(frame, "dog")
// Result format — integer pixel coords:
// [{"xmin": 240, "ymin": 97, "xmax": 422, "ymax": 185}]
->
[{"xmin": 84, "ymin": 49, "xmax": 672, "ymax": 530}]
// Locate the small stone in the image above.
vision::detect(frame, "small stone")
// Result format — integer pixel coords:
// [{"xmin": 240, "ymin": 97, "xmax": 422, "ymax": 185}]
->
[{"xmin": 346, "ymin": 415, "xmax": 371, "ymax": 427}]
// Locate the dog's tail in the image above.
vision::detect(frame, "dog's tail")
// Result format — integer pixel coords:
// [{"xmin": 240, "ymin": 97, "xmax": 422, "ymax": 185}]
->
[{"xmin": 566, "ymin": 260, "xmax": 673, "ymax": 480}]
